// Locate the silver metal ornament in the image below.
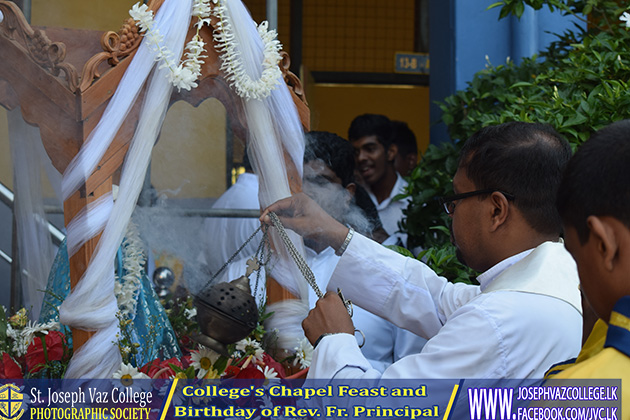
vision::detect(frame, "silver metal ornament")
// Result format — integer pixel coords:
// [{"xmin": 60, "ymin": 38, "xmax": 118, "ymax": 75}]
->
[{"xmin": 153, "ymin": 266, "xmax": 175, "ymax": 297}]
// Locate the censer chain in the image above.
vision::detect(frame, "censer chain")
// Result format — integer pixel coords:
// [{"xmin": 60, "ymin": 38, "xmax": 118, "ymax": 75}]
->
[
  {"xmin": 200, "ymin": 211, "xmax": 348, "ymax": 315},
  {"xmin": 267, "ymin": 211, "xmax": 323, "ymax": 299},
  {"xmin": 200, "ymin": 223, "xmax": 266, "ymax": 295},
  {"xmin": 268, "ymin": 212, "xmax": 353, "ymax": 317}
]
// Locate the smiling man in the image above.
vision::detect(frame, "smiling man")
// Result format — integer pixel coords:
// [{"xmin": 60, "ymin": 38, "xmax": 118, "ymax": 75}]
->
[
  {"xmin": 262, "ymin": 122, "xmax": 582, "ymax": 379},
  {"xmin": 348, "ymin": 114, "xmax": 408, "ymax": 244}
]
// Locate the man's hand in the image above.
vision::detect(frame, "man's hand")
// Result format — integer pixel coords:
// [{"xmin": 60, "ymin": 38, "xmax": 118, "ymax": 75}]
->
[
  {"xmin": 302, "ymin": 291, "xmax": 355, "ymax": 345},
  {"xmin": 260, "ymin": 192, "xmax": 349, "ymax": 252}
]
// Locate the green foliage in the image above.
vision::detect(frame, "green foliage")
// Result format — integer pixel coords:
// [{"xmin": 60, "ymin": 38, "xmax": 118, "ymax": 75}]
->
[
  {"xmin": 169, "ymin": 362, "xmax": 196, "ymax": 379},
  {"xmin": 385, "ymin": 245, "xmax": 416, "ymax": 258},
  {"xmin": 417, "ymin": 243, "xmax": 478, "ymax": 285},
  {"xmin": 24, "ymin": 329, "xmax": 73, "ymax": 379},
  {"xmin": 28, "ymin": 359, "xmax": 68, "ymax": 379},
  {"xmin": 401, "ymin": 0, "xmax": 630, "ymax": 283},
  {"xmin": 489, "ymin": 0, "xmax": 626, "ymax": 26},
  {"xmin": 439, "ymin": 8, "xmax": 630, "ymax": 146},
  {"xmin": 400, "ymin": 142, "xmax": 475, "ymax": 283},
  {"xmin": 163, "ymin": 294, "xmax": 200, "ymax": 351},
  {"xmin": 401, "ymin": 143, "xmax": 460, "ymax": 250}
]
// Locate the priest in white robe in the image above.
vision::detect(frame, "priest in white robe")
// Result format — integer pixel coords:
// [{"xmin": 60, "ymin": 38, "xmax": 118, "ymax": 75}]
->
[{"xmin": 262, "ymin": 122, "xmax": 583, "ymax": 379}]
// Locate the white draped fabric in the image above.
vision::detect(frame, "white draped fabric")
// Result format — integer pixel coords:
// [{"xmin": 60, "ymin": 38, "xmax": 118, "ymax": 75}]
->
[
  {"xmin": 8, "ymin": 107, "xmax": 58, "ymax": 321},
  {"xmin": 59, "ymin": 0, "xmax": 192, "ymax": 378},
  {"xmin": 219, "ymin": 0, "xmax": 309, "ymax": 351}
]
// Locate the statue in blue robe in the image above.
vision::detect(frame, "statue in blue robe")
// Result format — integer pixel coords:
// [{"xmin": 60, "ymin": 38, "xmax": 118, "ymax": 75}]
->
[{"xmin": 39, "ymin": 235, "xmax": 181, "ymax": 368}]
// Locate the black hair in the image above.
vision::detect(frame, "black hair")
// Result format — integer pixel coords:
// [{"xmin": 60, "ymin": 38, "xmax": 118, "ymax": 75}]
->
[
  {"xmin": 557, "ymin": 120, "xmax": 630, "ymax": 243},
  {"xmin": 459, "ymin": 122, "xmax": 572, "ymax": 236},
  {"xmin": 347, "ymin": 114, "xmax": 393, "ymax": 150},
  {"xmin": 304, "ymin": 131, "xmax": 355, "ymax": 187},
  {"xmin": 390, "ymin": 120, "xmax": 418, "ymax": 156}
]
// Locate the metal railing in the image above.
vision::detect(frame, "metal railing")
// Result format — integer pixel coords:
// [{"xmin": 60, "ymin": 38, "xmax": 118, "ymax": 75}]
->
[
  {"xmin": 0, "ymin": 181, "xmax": 65, "ymax": 247},
  {"xmin": 42, "ymin": 204, "xmax": 260, "ymax": 219},
  {"xmin": 0, "ymin": 180, "xmax": 66, "ymax": 311}
]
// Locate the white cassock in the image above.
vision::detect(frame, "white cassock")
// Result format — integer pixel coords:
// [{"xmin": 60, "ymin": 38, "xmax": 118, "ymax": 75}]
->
[{"xmin": 309, "ymin": 234, "xmax": 582, "ymax": 379}]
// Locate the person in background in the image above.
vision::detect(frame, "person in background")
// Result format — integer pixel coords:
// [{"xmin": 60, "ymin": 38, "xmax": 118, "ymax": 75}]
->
[
  {"xmin": 348, "ymin": 114, "xmax": 409, "ymax": 245},
  {"xmin": 390, "ymin": 120, "xmax": 418, "ymax": 177},
  {"xmin": 202, "ymin": 150, "xmax": 261, "ymax": 276},
  {"xmin": 553, "ymin": 119, "xmax": 630, "ymax": 412},
  {"xmin": 300, "ymin": 130, "xmax": 427, "ymax": 370}
]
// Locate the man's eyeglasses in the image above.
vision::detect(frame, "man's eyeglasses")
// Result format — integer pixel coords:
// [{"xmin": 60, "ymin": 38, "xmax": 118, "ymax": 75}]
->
[{"xmin": 437, "ymin": 189, "xmax": 515, "ymax": 215}]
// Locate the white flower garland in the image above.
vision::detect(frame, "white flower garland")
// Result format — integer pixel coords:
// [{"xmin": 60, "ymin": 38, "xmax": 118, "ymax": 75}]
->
[
  {"xmin": 212, "ymin": 2, "xmax": 283, "ymax": 100},
  {"xmin": 129, "ymin": 0, "xmax": 283, "ymax": 99},
  {"xmin": 114, "ymin": 221, "xmax": 146, "ymax": 317},
  {"xmin": 129, "ymin": 0, "xmax": 214, "ymax": 91}
]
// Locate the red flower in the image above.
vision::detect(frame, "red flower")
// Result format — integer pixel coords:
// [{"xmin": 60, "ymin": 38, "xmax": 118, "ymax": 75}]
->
[
  {"xmin": 25, "ymin": 331, "xmax": 66, "ymax": 373},
  {"xmin": 234, "ymin": 365, "xmax": 265, "ymax": 380},
  {"xmin": 0, "ymin": 353, "xmax": 23, "ymax": 379},
  {"xmin": 141, "ymin": 357, "xmax": 183, "ymax": 379},
  {"xmin": 223, "ymin": 365, "xmax": 241, "ymax": 378},
  {"xmin": 262, "ymin": 353, "xmax": 286, "ymax": 379}
]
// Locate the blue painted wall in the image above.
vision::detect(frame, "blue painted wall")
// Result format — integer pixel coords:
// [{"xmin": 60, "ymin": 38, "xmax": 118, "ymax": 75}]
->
[{"xmin": 430, "ymin": 0, "xmax": 585, "ymax": 144}]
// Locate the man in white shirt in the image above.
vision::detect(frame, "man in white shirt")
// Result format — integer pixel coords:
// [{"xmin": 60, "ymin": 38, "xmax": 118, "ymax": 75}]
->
[
  {"xmin": 202, "ymin": 153, "xmax": 261, "ymax": 276},
  {"xmin": 262, "ymin": 122, "xmax": 582, "ymax": 379},
  {"xmin": 348, "ymin": 114, "xmax": 409, "ymax": 244}
]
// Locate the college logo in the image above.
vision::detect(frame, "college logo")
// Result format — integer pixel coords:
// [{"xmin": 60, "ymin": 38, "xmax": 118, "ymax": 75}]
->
[{"xmin": 0, "ymin": 384, "xmax": 25, "ymax": 420}]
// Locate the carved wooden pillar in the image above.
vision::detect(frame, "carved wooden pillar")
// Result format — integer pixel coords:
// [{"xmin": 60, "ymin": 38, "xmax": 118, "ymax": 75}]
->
[
  {"xmin": 0, "ymin": 0, "xmax": 157, "ymax": 351},
  {"xmin": 0, "ymin": 0, "xmax": 310, "ymax": 355}
]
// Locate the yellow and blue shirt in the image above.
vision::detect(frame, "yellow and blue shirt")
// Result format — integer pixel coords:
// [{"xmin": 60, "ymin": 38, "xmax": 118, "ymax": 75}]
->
[{"xmin": 549, "ymin": 296, "xmax": 630, "ymax": 419}]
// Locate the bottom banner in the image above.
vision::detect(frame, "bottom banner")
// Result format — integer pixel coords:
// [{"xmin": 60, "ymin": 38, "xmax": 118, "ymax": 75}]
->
[{"xmin": 0, "ymin": 378, "xmax": 621, "ymax": 420}]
